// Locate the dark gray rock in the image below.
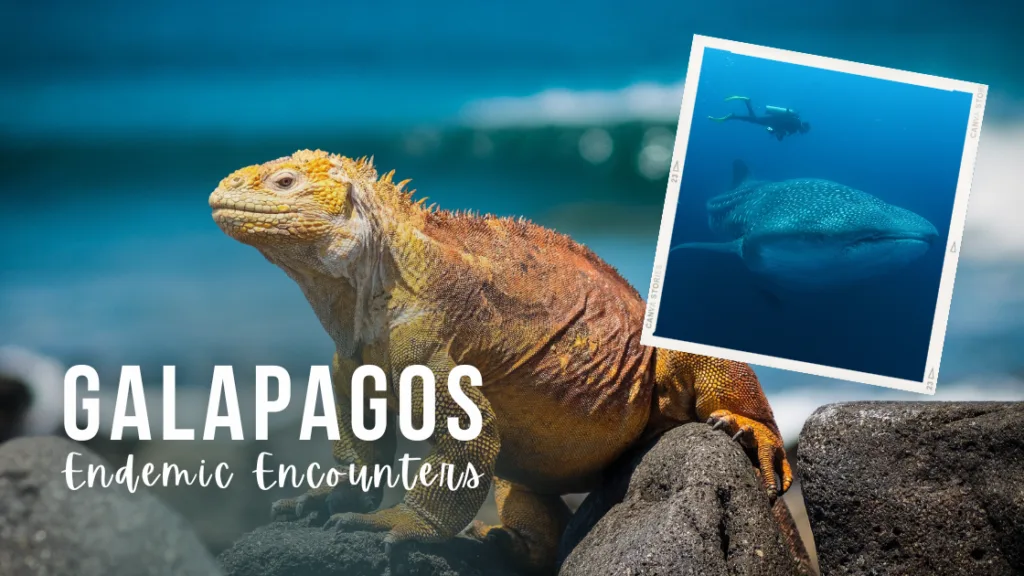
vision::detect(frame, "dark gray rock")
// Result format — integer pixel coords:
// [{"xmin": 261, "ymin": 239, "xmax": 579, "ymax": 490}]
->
[
  {"xmin": 218, "ymin": 520, "xmax": 526, "ymax": 576},
  {"xmin": 0, "ymin": 436, "xmax": 222, "ymax": 576},
  {"xmin": 557, "ymin": 423, "xmax": 809, "ymax": 576},
  {"xmin": 799, "ymin": 401, "xmax": 1024, "ymax": 575},
  {"xmin": 0, "ymin": 347, "xmax": 65, "ymax": 443},
  {"xmin": 133, "ymin": 431, "xmax": 329, "ymax": 555},
  {"xmin": 0, "ymin": 371, "xmax": 31, "ymax": 443}
]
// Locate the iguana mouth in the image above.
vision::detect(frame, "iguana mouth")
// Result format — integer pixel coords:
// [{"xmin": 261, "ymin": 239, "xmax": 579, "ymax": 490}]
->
[
  {"xmin": 211, "ymin": 208, "xmax": 297, "ymax": 219},
  {"xmin": 210, "ymin": 201, "xmax": 295, "ymax": 216}
]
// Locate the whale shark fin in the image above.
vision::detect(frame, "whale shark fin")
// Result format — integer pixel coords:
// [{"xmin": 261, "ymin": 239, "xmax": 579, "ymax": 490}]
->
[
  {"xmin": 746, "ymin": 272, "xmax": 787, "ymax": 308},
  {"xmin": 731, "ymin": 159, "xmax": 750, "ymax": 189},
  {"xmin": 670, "ymin": 238, "xmax": 743, "ymax": 256}
]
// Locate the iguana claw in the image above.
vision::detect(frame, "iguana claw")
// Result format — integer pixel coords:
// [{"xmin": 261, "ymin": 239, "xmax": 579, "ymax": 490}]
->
[
  {"xmin": 293, "ymin": 493, "xmax": 313, "ymax": 519},
  {"xmin": 706, "ymin": 410, "xmax": 793, "ymax": 499},
  {"xmin": 270, "ymin": 493, "xmax": 318, "ymax": 521}
]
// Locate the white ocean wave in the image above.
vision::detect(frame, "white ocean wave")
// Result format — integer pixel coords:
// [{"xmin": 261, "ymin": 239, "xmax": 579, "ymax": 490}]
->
[
  {"xmin": 960, "ymin": 124, "xmax": 1024, "ymax": 262},
  {"xmin": 459, "ymin": 82, "xmax": 686, "ymax": 128},
  {"xmin": 462, "ymin": 80, "xmax": 1023, "ymax": 262},
  {"xmin": 460, "ymin": 81, "xmax": 1022, "ymax": 127}
]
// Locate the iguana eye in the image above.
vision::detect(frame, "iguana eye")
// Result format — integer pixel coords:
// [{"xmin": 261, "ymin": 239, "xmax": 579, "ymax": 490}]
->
[{"xmin": 269, "ymin": 171, "xmax": 300, "ymax": 191}]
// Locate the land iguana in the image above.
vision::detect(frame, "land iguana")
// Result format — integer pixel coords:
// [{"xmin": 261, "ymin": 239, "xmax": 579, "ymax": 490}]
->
[{"xmin": 209, "ymin": 149, "xmax": 794, "ymax": 572}]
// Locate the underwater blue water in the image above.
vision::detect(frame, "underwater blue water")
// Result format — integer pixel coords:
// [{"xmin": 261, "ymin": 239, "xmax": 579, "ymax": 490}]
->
[{"xmin": 655, "ymin": 48, "xmax": 975, "ymax": 382}]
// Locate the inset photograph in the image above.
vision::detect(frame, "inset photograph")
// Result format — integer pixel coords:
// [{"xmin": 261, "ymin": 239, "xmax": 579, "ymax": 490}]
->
[{"xmin": 642, "ymin": 35, "xmax": 987, "ymax": 393}]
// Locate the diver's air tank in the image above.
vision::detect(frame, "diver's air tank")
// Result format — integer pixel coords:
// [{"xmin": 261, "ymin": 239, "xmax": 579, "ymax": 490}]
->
[{"xmin": 765, "ymin": 105, "xmax": 797, "ymax": 116}]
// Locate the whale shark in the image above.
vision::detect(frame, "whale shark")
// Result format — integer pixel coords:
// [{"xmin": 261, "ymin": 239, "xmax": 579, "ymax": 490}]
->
[{"xmin": 672, "ymin": 160, "xmax": 940, "ymax": 291}]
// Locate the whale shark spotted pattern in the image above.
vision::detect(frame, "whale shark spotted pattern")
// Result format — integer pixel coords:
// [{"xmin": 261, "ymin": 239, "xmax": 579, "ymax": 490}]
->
[{"xmin": 672, "ymin": 160, "xmax": 940, "ymax": 291}]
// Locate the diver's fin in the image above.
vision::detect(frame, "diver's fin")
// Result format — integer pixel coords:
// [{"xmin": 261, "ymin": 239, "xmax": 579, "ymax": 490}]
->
[
  {"xmin": 670, "ymin": 238, "xmax": 742, "ymax": 256},
  {"xmin": 723, "ymin": 95, "xmax": 750, "ymax": 102},
  {"xmin": 731, "ymin": 159, "xmax": 750, "ymax": 189},
  {"xmin": 708, "ymin": 114, "xmax": 733, "ymax": 122}
]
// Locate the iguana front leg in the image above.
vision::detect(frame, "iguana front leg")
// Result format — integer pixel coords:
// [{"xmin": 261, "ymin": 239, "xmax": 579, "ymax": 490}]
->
[
  {"xmin": 271, "ymin": 353, "xmax": 397, "ymax": 520},
  {"xmin": 323, "ymin": 353, "xmax": 500, "ymax": 546},
  {"xmin": 674, "ymin": 352, "xmax": 793, "ymax": 497}
]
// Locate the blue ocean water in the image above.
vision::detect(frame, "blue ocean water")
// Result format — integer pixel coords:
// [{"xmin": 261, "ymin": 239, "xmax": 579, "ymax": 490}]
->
[
  {"xmin": 1, "ymin": 1, "xmax": 1022, "ymax": 419},
  {"xmin": 655, "ymin": 48, "xmax": 974, "ymax": 382}
]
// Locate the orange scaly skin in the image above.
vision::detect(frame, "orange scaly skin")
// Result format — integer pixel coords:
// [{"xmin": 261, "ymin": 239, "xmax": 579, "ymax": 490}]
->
[{"xmin": 209, "ymin": 150, "xmax": 793, "ymax": 572}]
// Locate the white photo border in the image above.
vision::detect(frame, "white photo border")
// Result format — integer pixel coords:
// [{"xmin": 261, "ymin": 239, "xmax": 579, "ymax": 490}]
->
[{"xmin": 640, "ymin": 34, "xmax": 989, "ymax": 395}]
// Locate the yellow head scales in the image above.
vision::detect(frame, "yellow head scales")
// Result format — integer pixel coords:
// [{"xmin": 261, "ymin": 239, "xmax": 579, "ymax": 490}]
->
[{"xmin": 209, "ymin": 149, "xmax": 414, "ymax": 245}]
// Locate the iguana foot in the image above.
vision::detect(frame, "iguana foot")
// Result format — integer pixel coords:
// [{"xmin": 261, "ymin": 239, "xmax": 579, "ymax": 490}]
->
[
  {"xmin": 461, "ymin": 480, "xmax": 568, "ymax": 573},
  {"xmin": 465, "ymin": 520, "xmax": 555, "ymax": 575},
  {"xmin": 271, "ymin": 487, "xmax": 333, "ymax": 521},
  {"xmin": 707, "ymin": 409, "xmax": 793, "ymax": 498},
  {"xmin": 271, "ymin": 493, "xmax": 314, "ymax": 521},
  {"xmin": 323, "ymin": 503, "xmax": 444, "ymax": 547},
  {"xmin": 271, "ymin": 473, "xmax": 379, "ymax": 522},
  {"xmin": 465, "ymin": 520, "xmax": 530, "ymax": 554}
]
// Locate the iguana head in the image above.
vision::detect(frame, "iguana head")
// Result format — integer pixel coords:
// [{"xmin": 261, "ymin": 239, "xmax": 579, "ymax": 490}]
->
[{"xmin": 210, "ymin": 149, "xmax": 410, "ymax": 278}]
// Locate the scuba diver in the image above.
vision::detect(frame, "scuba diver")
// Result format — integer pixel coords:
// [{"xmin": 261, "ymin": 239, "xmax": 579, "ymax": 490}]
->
[{"xmin": 709, "ymin": 96, "xmax": 810, "ymax": 141}]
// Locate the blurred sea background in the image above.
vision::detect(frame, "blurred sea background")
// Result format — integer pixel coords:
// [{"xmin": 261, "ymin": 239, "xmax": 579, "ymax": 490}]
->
[
  {"xmin": 2, "ymin": 1, "xmax": 1023, "ymax": 454},
  {"xmin": 657, "ymin": 48, "xmax": 974, "ymax": 383}
]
